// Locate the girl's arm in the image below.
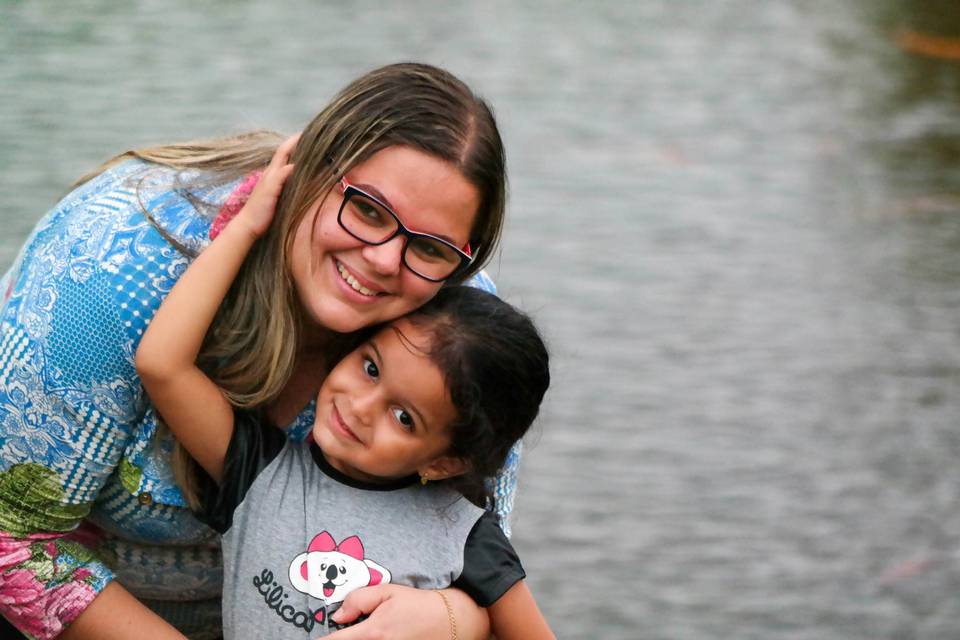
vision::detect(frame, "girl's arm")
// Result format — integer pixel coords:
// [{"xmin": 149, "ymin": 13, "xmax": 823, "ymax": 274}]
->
[
  {"xmin": 488, "ymin": 580, "xmax": 555, "ymax": 640},
  {"xmin": 135, "ymin": 136, "xmax": 296, "ymax": 483}
]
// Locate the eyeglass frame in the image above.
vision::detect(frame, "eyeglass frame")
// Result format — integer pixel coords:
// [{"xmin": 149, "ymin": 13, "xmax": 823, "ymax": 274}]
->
[{"xmin": 336, "ymin": 177, "xmax": 475, "ymax": 283}]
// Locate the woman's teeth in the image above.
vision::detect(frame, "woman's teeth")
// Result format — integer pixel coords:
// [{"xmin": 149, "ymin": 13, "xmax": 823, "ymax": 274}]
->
[{"xmin": 337, "ymin": 263, "xmax": 378, "ymax": 297}]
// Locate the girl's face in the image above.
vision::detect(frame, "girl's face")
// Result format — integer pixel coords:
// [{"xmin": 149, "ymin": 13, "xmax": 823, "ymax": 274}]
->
[
  {"xmin": 313, "ymin": 319, "xmax": 461, "ymax": 483},
  {"xmin": 289, "ymin": 146, "xmax": 479, "ymax": 335}
]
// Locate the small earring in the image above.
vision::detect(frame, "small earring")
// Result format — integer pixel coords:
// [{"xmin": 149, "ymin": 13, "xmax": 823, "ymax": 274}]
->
[{"xmin": 420, "ymin": 474, "xmax": 429, "ymax": 486}]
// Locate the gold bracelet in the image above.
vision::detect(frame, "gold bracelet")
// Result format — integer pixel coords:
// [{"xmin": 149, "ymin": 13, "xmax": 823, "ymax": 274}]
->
[{"xmin": 435, "ymin": 589, "xmax": 458, "ymax": 640}]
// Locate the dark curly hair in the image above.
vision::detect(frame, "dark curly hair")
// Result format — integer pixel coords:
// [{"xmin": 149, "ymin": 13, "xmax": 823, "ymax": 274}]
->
[{"xmin": 402, "ymin": 286, "xmax": 550, "ymax": 509}]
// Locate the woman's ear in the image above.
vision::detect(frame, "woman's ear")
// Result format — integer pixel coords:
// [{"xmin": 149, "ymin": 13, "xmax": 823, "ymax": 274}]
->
[{"xmin": 418, "ymin": 456, "xmax": 468, "ymax": 481}]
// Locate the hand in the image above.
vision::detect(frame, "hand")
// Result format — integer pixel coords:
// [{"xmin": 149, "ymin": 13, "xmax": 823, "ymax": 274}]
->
[
  {"xmin": 327, "ymin": 585, "xmax": 490, "ymax": 640},
  {"xmin": 233, "ymin": 133, "xmax": 299, "ymax": 237}
]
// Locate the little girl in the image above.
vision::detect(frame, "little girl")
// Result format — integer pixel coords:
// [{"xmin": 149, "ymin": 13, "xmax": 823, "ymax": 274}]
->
[{"xmin": 135, "ymin": 145, "xmax": 554, "ymax": 638}]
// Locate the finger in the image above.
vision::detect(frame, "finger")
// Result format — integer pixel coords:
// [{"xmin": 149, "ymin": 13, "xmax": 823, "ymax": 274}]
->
[
  {"xmin": 330, "ymin": 585, "xmax": 390, "ymax": 625},
  {"xmin": 271, "ymin": 133, "xmax": 302, "ymax": 167},
  {"xmin": 324, "ymin": 621, "xmax": 365, "ymax": 639},
  {"xmin": 254, "ymin": 163, "xmax": 296, "ymax": 201},
  {"xmin": 267, "ymin": 163, "xmax": 295, "ymax": 197}
]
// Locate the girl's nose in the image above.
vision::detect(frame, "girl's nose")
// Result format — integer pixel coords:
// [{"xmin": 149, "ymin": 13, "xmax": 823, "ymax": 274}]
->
[
  {"xmin": 360, "ymin": 236, "xmax": 405, "ymax": 277},
  {"xmin": 350, "ymin": 389, "xmax": 379, "ymax": 425}
]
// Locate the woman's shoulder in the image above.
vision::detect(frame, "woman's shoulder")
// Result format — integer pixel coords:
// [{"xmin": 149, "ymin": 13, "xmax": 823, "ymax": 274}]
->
[
  {"xmin": 465, "ymin": 270, "xmax": 497, "ymax": 294},
  {"xmin": 127, "ymin": 163, "xmax": 244, "ymax": 255},
  {"xmin": 17, "ymin": 160, "xmax": 218, "ymax": 260},
  {"xmin": 1, "ymin": 160, "xmax": 244, "ymax": 391},
  {"xmin": 55, "ymin": 159, "xmax": 244, "ymax": 253}
]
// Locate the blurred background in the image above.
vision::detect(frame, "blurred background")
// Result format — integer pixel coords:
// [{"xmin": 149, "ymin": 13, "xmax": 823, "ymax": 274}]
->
[{"xmin": 3, "ymin": 1, "xmax": 960, "ymax": 638}]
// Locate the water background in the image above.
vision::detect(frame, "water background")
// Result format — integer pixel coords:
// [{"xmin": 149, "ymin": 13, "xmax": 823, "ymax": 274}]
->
[{"xmin": 3, "ymin": 2, "xmax": 960, "ymax": 638}]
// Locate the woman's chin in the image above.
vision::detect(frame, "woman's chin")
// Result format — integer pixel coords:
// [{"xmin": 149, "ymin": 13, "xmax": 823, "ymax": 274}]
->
[
  {"xmin": 300, "ymin": 284, "xmax": 435, "ymax": 334},
  {"xmin": 304, "ymin": 300, "xmax": 381, "ymax": 335}
]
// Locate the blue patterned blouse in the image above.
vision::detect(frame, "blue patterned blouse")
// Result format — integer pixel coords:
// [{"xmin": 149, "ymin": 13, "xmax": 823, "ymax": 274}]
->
[{"xmin": 0, "ymin": 160, "xmax": 519, "ymax": 639}]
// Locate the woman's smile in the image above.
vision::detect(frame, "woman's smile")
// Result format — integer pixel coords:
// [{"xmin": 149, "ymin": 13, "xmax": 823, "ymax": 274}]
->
[{"xmin": 334, "ymin": 259, "xmax": 386, "ymax": 299}]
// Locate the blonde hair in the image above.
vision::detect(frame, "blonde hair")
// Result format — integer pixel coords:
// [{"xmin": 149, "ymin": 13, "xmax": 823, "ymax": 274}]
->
[{"xmin": 87, "ymin": 63, "xmax": 508, "ymax": 506}]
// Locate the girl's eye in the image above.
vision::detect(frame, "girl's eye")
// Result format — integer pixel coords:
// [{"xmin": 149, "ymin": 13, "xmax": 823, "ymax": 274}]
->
[
  {"xmin": 362, "ymin": 357, "xmax": 379, "ymax": 380},
  {"xmin": 391, "ymin": 407, "xmax": 415, "ymax": 432}
]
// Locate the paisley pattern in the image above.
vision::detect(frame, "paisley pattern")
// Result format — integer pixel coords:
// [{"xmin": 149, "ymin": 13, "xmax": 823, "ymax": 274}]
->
[{"xmin": 0, "ymin": 160, "xmax": 517, "ymax": 638}]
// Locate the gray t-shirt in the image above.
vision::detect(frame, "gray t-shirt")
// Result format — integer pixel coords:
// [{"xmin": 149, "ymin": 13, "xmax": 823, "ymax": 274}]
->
[{"xmin": 196, "ymin": 411, "xmax": 524, "ymax": 638}]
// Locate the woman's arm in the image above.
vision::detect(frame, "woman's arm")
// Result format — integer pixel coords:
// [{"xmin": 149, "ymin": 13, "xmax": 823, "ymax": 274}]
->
[
  {"xmin": 325, "ymin": 585, "xmax": 490, "ymax": 640},
  {"xmin": 59, "ymin": 582, "xmax": 186, "ymax": 640},
  {"xmin": 0, "ymin": 161, "xmax": 213, "ymax": 638},
  {"xmin": 135, "ymin": 136, "xmax": 296, "ymax": 482},
  {"xmin": 487, "ymin": 580, "xmax": 555, "ymax": 640}
]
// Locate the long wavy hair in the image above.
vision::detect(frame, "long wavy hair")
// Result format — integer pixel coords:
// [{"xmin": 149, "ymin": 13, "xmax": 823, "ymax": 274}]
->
[{"xmin": 83, "ymin": 63, "xmax": 507, "ymax": 505}]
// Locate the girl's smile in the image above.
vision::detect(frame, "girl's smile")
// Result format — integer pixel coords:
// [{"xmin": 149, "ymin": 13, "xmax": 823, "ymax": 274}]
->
[{"xmin": 330, "ymin": 404, "xmax": 363, "ymax": 443}]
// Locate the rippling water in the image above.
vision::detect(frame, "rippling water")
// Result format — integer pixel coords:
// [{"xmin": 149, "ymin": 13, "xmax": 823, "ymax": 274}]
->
[{"xmin": 3, "ymin": 2, "xmax": 960, "ymax": 638}]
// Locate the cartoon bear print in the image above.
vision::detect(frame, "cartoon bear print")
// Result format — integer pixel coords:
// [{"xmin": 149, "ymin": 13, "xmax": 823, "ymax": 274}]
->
[{"xmin": 288, "ymin": 531, "xmax": 392, "ymax": 624}]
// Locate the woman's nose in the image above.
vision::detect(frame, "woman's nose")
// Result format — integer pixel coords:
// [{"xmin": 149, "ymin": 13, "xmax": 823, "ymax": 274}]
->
[{"xmin": 360, "ymin": 236, "xmax": 405, "ymax": 277}]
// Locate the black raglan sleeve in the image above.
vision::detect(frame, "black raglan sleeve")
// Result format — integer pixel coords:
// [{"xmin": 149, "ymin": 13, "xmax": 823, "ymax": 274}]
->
[
  {"xmin": 193, "ymin": 409, "xmax": 288, "ymax": 534},
  {"xmin": 453, "ymin": 511, "xmax": 527, "ymax": 607}
]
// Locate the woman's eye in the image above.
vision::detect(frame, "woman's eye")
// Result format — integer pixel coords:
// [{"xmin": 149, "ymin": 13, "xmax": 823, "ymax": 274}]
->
[
  {"xmin": 391, "ymin": 407, "xmax": 415, "ymax": 431},
  {"xmin": 419, "ymin": 243, "xmax": 442, "ymax": 258},
  {"xmin": 410, "ymin": 238, "xmax": 447, "ymax": 262},
  {"xmin": 362, "ymin": 357, "xmax": 379, "ymax": 379},
  {"xmin": 353, "ymin": 198, "xmax": 390, "ymax": 226},
  {"xmin": 356, "ymin": 200, "xmax": 380, "ymax": 219}
]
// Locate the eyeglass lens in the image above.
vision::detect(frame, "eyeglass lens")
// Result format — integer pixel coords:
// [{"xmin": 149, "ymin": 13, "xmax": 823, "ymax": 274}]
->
[{"xmin": 340, "ymin": 191, "xmax": 464, "ymax": 280}]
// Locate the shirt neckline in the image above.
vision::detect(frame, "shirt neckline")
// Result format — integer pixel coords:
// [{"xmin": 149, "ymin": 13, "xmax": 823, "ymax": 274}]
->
[{"xmin": 309, "ymin": 442, "xmax": 419, "ymax": 491}]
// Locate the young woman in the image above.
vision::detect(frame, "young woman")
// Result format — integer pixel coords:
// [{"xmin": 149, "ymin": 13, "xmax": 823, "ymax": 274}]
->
[
  {"xmin": 135, "ymin": 142, "xmax": 554, "ymax": 639},
  {"xmin": 0, "ymin": 63, "xmax": 515, "ymax": 639}
]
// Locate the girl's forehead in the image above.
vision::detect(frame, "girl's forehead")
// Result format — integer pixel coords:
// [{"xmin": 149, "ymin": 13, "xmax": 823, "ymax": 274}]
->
[
  {"xmin": 374, "ymin": 318, "xmax": 433, "ymax": 358},
  {"xmin": 372, "ymin": 318, "xmax": 456, "ymax": 429}
]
